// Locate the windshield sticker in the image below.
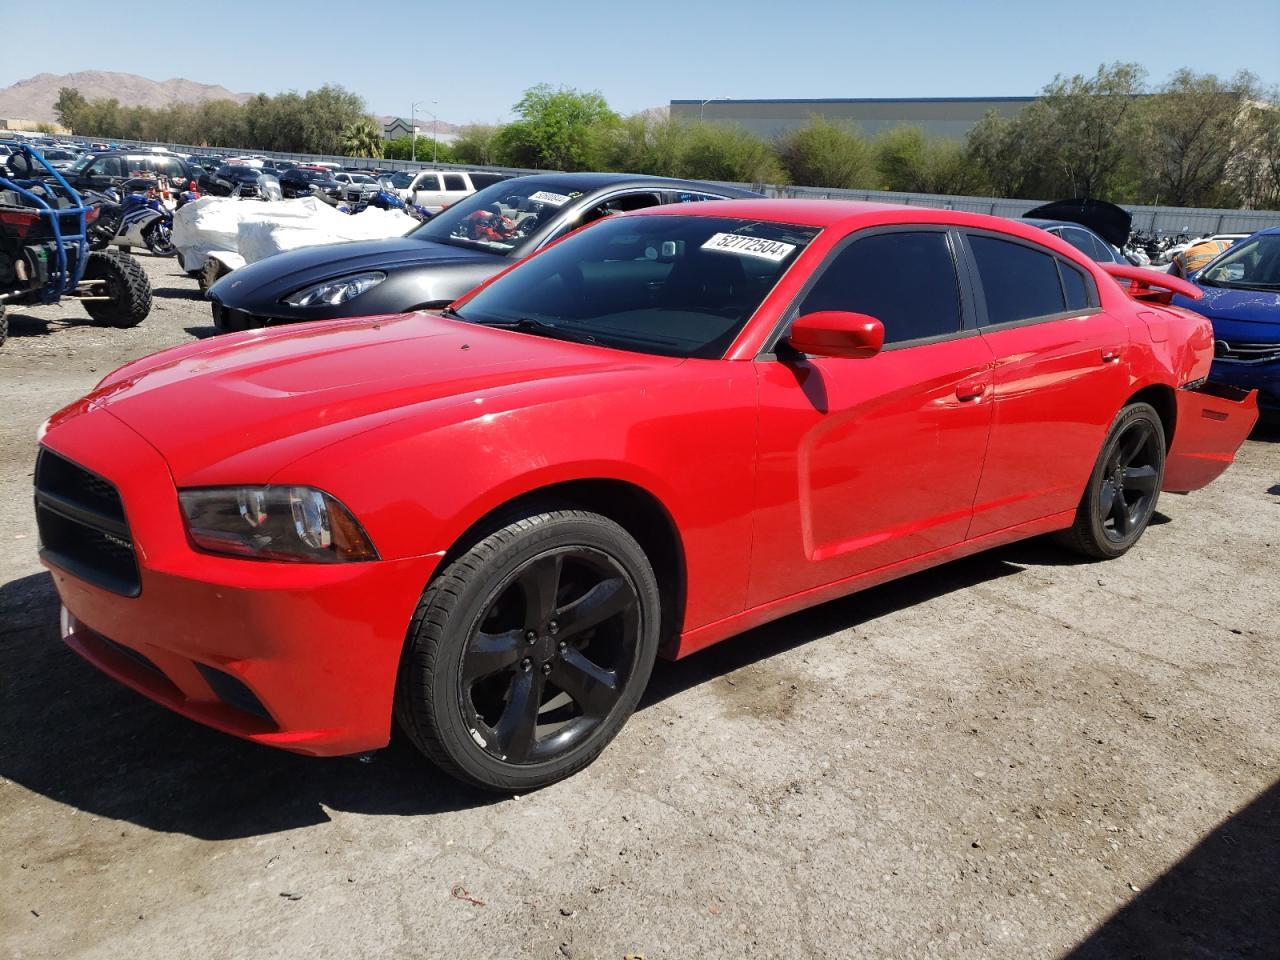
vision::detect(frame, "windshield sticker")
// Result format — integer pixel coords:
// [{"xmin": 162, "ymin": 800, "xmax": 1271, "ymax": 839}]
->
[
  {"xmin": 528, "ymin": 190, "xmax": 571, "ymax": 206},
  {"xmin": 701, "ymin": 232, "xmax": 797, "ymax": 263}
]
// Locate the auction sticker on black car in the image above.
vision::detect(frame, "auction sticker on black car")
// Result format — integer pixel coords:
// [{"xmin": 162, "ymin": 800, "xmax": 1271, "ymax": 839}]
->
[{"xmin": 701, "ymin": 232, "xmax": 797, "ymax": 262}]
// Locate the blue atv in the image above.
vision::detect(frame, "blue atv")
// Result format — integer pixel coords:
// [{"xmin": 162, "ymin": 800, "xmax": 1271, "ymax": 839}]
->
[{"xmin": 0, "ymin": 146, "xmax": 152, "ymax": 347}]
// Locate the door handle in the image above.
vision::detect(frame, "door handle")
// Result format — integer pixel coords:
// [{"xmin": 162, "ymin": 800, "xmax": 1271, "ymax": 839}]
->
[
  {"xmin": 1101, "ymin": 347, "xmax": 1122, "ymax": 363},
  {"xmin": 955, "ymin": 381, "xmax": 986, "ymax": 402}
]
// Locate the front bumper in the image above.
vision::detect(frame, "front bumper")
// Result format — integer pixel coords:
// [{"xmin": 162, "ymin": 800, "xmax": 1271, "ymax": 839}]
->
[
  {"xmin": 1210, "ymin": 358, "xmax": 1280, "ymax": 412},
  {"xmin": 40, "ymin": 406, "xmax": 439, "ymax": 756}
]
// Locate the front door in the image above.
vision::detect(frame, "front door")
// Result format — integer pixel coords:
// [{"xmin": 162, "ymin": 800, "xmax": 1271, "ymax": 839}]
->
[{"xmin": 748, "ymin": 228, "xmax": 995, "ymax": 606}]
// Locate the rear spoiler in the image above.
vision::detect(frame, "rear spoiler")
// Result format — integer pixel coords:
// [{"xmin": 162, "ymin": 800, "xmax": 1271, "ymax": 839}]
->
[{"xmin": 1100, "ymin": 262, "xmax": 1203, "ymax": 303}]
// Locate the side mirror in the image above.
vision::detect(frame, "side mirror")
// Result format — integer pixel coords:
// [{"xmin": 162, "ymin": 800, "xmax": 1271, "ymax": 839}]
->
[{"xmin": 787, "ymin": 311, "xmax": 884, "ymax": 359}]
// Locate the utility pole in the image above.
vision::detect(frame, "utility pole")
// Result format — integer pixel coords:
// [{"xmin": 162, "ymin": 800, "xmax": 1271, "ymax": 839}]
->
[
  {"xmin": 699, "ymin": 97, "xmax": 728, "ymax": 122},
  {"xmin": 410, "ymin": 101, "xmax": 423, "ymax": 162}
]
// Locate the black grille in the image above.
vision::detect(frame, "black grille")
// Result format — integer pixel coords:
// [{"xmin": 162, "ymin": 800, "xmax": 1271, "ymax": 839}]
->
[
  {"xmin": 1214, "ymin": 340, "xmax": 1280, "ymax": 363},
  {"xmin": 34, "ymin": 448, "xmax": 140, "ymax": 597}
]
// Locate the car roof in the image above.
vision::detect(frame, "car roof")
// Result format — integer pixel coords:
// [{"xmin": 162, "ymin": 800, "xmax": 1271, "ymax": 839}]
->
[
  {"xmin": 505, "ymin": 171, "xmax": 761, "ymax": 199},
  {"xmin": 626, "ymin": 198, "xmax": 1105, "ymax": 244}
]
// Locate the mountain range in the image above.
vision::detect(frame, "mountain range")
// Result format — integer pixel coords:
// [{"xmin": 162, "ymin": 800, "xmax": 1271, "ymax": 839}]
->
[{"xmin": 0, "ymin": 71, "xmax": 253, "ymax": 124}]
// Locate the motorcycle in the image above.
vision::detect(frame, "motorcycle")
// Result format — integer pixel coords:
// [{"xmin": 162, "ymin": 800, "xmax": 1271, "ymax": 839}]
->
[
  {"xmin": 351, "ymin": 188, "xmax": 433, "ymax": 222},
  {"xmin": 94, "ymin": 177, "xmax": 177, "ymax": 257}
]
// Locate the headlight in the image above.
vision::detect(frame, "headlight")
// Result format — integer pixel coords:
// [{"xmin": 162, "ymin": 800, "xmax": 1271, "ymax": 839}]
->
[
  {"xmin": 282, "ymin": 271, "xmax": 386, "ymax": 308},
  {"xmin": 178, "ymin": 486, "xmax": 378, "ymax": 563}
]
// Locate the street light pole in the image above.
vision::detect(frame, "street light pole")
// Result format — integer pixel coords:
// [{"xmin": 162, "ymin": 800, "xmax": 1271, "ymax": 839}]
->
[
  {"xmin": 699, "ymin": 97, "xmax": 728, "ymax": 122},
  {"xmin": 428, "ymin": 99, "xmax": 439, "ymax": 163},
  {"xmin": 410, "ymin": 101, "xmax": 423, "ymax": 162}
]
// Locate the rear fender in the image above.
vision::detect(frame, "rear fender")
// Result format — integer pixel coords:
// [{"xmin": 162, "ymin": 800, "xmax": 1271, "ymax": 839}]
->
[{"xmin": 1163, "ymin": 382, "xmax": 1258, "ymax": 493}]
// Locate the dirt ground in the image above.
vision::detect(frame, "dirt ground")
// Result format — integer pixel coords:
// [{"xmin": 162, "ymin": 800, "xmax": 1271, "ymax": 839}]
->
[{"xmin": 1, "ymin": 253, "xmax": 1278, "ymax": 960}]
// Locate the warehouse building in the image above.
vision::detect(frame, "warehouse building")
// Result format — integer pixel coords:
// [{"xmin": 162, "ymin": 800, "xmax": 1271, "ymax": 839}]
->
[{"xmin": 668, "ymin": 97, "xmax": 1036, "ymax": 140}]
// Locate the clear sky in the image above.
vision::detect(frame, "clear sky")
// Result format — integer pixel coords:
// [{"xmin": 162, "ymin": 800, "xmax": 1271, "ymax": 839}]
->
[{"xmin": 4, "ymin": 0, "xmax": 1278, "ymax": 124}]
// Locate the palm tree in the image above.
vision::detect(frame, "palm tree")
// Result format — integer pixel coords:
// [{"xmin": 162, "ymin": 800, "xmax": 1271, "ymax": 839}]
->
[{"xmin": 341, "ymin": 117, "xmax": 384, "ymax": 159}]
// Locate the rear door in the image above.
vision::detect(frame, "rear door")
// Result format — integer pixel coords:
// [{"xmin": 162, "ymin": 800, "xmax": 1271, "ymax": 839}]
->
[
  {"xmin": 413, "ymin": 173, "xmax": 446, "ymax": 210},
  {"xmin": 749, "ymin": 228, "xmax": 995, "ymax": 605},
  {"xmin": 962, "ymin": 231, "xmax": 1131, "ymax": 536}
]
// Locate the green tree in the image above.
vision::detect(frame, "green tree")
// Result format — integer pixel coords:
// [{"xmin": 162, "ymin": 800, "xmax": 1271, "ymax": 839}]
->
[
  {"xmin": 873, "ymin": 125, "xmax": 984, "ymax": 194},
  {"xmin": 1134, "ymin": 70, "xmax": 1260, "ymax": 207},
  {"xmin": 597, "ymin": 111, "xmax": 690, "ymax": 176},
  {"xmin": 452, "ymin": 123, "xmax": 503, "ymax": 166},
  {"xmin": 496, "ymin": 84, "xmax": 619, "ymax": 170},
  {"xmin": 776, "ymin": 115, "xmax": 875, "ymax": 188},
  {"xmin": 382, "ymin": 136, "xmax": 455, "ymax": 163},
  {"xmin": 676, "ymin": 122, "xmax": 787, "ymax": 184},
  {"xmin": 1019, "ymin": 62, "xmax": 1147, "ymax": 199},
  {"xmin": 54, "ymin": 87, "xmax": 87, "ymax": 132},
  {"xmin": 341, "ymin": 117, "xmax": 384, "ymax": 159}
]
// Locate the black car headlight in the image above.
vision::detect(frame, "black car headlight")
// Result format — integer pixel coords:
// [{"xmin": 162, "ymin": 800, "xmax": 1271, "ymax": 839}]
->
[
  {"xmin": 178, "ymin": 486, "xmax": 378, "ymax": 562},
  {"xmin": 282, "ymin": 271, "xmax": 386, "ymax": 308}
]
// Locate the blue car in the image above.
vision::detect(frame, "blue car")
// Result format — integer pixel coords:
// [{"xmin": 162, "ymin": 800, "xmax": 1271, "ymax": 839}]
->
[{"xmin": 1173, "ymin": 227, "xmax": 1280, "ymax": 414}]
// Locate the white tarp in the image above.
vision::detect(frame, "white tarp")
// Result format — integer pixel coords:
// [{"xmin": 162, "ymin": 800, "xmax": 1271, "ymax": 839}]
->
[{"xmin": 172, "ymin": 196, "xmax": 416, "ymax": 272}]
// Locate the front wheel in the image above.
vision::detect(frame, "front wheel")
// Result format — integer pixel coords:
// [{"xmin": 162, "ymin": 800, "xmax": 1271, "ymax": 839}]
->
[
  {"xmin": 395, "ymin": 508, "xmax": 661, "ymax": 791},
  {"xmin": 1059, "ymin": 402, "xmax": 1166, "ymax": 559},
  {"xmin": 143, "ymin": 219, "xmax": 176, "ymax": 257}
]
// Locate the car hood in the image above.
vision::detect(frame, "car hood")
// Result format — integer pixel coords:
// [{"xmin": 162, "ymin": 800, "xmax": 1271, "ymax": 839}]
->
[
  {"xmin": 1175, "ymin": 284, "xmax": 1280, "ymax": 334},
  {"xmin": 209, "ymin": 236, "xmax": 505, "ymax": 305},
  {"xmin": 81, "ymin": 312, "xmax": 680, "ymax": 484}
]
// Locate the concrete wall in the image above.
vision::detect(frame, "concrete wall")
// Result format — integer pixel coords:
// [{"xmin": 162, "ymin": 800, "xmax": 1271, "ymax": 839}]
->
[{"xmin": 669, "ymin": 97, "xmax": 1036, "ymax": 140}]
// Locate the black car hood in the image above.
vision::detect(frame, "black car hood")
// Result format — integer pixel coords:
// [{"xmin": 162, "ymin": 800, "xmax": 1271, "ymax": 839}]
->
[
  {"xmin": 1023, "ymin": 199, "xmax": 1133, "ymax": 248},
  {"xmin": 209, "ymin": 236, "xmax": 505, "ymax": 306}
]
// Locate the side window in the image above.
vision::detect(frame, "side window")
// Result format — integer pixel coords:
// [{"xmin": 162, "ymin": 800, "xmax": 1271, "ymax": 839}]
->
[
  {"xmin": 93, "ymin": 156, "xmax": 123, "ymax": 177},
  {"xmin": 1058, "ymin": 261, "xmax": 1091, "ymax": 311},
  {"xmin": 797, "ymin": 231, "xmax": 962, "ymax": 345},
  {"xmin": 1088, "ymin": 233, "xmax": 1117, "ymax": 263},
  {"xmin": 443, "ymin": 174, "xmax": 467, "ymax": 191},
  {"xmin": 968, "ymin": 234, "xmax": 1066, "ymax": 326},
  {"xmin": 416, "ymin": 174, "xmax": 441, "ymax": 191},
  {"xmin": 157, "ymin": 157, "xmax": 184, "ymax": 180},
  {"xmin": 579, "ymin": 192, "xmax": 663, "ymax": 228},
  {"xmin": 469, "ymin": 173, "xmax": 507, "ymax": 190}
]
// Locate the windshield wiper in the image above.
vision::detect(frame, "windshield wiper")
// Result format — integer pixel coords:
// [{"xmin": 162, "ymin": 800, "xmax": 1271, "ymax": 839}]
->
[{"xmin": 473, "ymin": 317, "xmax": 598, "ymax": 345}]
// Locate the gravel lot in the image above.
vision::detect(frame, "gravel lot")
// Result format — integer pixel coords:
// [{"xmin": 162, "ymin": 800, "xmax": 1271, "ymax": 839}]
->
[{"xmin": 2, "ymin": 253, "xmax": 1278, "ymax": 960}]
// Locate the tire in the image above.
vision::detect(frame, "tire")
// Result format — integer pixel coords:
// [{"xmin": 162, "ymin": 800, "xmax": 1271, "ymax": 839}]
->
[
  {"xmin": 395, "ymin": 507, "xmax": 661, "ymax": 792},
  {"xmin": 1059, "ymin": 402, "xmax": 1166, "ymax": 560},
  {"xmin": 81, "ymin": 251, "xmax": 152, "ymax": 328},
  {"xmin": 143, "ymin": 220, "xmax": 175, "ymax": 257},
  {"xmin": 0, "ymin": 305, "xmax": 7, "ymax": 348},
  {"xmin": 199, "ymin": 256, "xmax": 229, "ymax": 296}
]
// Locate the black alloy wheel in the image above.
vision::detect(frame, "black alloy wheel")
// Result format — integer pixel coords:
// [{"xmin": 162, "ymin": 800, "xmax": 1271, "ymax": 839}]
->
[
  {"xmin": 461, "ymin": 545, "xmax": 641, "ymax": 764},
  {"xmin": 1060, "ymin": 402, "xmax": 1166, "ymax": 559},
  {"xmin": 1097, "ymin": 417, "xmax": 1162, "ymax": 544},
  {"xmin": 396, "ymin": 508, "xmax": 661, "ymax": 791}
]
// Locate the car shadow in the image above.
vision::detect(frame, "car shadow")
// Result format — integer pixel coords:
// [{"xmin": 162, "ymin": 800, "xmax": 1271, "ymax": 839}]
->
[
  {"xmin": 151, "ymin": 285, "xmax": 203, "ymax": 302},
  {"xmin": 1063, "ymin": 776, "xmax": 1280, "ymax": 959},
  {"xmin": 183, "ymin": 325, "xmax": 218, "ymax": 340}
]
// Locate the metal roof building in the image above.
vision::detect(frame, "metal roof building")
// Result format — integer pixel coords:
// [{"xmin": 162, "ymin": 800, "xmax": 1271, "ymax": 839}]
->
[{"xmin": 668, "ymin": 97, "xmax": 1037, "ymax": 140}]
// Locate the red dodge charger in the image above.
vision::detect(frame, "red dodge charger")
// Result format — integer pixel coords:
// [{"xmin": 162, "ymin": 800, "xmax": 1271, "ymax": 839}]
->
[{"xmin": 36, "ymin": 201, "xmax": 1257, "ymax": 790}]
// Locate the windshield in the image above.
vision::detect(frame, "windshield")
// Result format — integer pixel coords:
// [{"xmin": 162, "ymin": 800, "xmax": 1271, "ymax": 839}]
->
[
  {"xmin": 1200, "ymin": 234, "xmax": 1280, "ymax": 289},
  {"xmin": 350, "ymin": 174, "xmax": 376, "ymax": 184},
  {"xmin": 450, "ymin": 215, "xmax": 819, "ymax": 359},
  {"xmin": 409, "ymin": 179, "xmax": 599, "ymax": 254}
]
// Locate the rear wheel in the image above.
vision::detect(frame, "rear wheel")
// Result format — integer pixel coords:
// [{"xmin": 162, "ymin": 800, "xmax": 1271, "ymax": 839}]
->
[
  {"xmin": 81, "ymin": 251, "xmax": 152, "ymax": 328},
  {"xmin": 1059, "ymin": 402, "xmax": 1166, "ymax": 559},
  {"xmin": 395, "ymin": 508, "xmax": 660, "ymax": 791},
  {"xmin": 0, "ymin": 305, "xmax": 7, "ymax": 347}
]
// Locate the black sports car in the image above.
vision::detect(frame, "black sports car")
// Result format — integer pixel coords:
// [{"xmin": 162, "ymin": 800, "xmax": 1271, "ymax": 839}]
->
[{"xmin": 207, "ymin": 173, "xmax": 761, "ymax": 333}]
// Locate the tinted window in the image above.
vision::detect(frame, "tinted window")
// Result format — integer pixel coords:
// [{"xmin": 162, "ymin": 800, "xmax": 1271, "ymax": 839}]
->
[
  {"xmin": 91, "ymin": 156, "xmax": 124, "ymax": 177},
  {"xmin": 1058, "ymin": 262, "xmax": 1090, "ymax": 311},
  {"xmin": 416, "ymin": 174, "xmax": 441, "ymax": 191},
  {"xmin": 1058, "ymin": 228, "xmax": 1096, "ymax": 259},
  {"xmin": 968, "ymin": 235, "xmax": 1065, "ymax": 325},
  {"xmin": 443, "ymin": 174, "xmax": 467, "ymax": 191},
  {"xmin": 799, "ymin": 231, "xmax": 962, "ymax": 344},
  {"xmin": 1088, "ymin": 233, "xmax": 1117, "ymax": 263},
  {"xmin": 469, "ymin": 173, "xmax": 507, "ymax": 190}
]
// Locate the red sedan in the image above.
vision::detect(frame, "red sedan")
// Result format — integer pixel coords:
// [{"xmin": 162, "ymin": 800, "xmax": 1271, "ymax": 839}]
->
[{"xmin": 36, "ymin": 201, "xmax": 1257, "ymax": 791}]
